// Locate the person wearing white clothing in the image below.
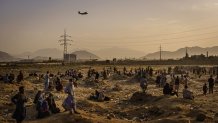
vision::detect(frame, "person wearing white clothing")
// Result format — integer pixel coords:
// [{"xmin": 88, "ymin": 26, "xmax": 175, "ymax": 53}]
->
[{"xmin": 63, "ymin": 79, "xmax": 79, "ymax": 114}]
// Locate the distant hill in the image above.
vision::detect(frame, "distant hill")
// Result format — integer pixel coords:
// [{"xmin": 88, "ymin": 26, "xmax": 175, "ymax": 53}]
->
[
  {"xmin": 15, "ymin": 48, "xmax": 62, "ymax": 59},
  {"xmin": 32, "ymin": 56, "xmax": 50, "ymax": 61},
  {"xmin": 32, "ymin": 48, "xmax": 62, "ymax": 59},
  {"xmin": 93, "ymin": 47, "xmax": 145, "ymax": 59},
  {"xmin": 72, "ymin": 50, "xmax": 100, "ymax": 60},
  {"xmin": 14, "ymin": 49, "xmax": 100, "ymax": 60},
  {"xmin": 15, "ymin": 51, "xmax": 32, "ymax": 59},
  {"xmin": 142, "ymin": 46, "xmax": 218, "ymax": 60},
  {"xmin": 0, "ymin": 51, "xmax": 15, "ymax": 62}
]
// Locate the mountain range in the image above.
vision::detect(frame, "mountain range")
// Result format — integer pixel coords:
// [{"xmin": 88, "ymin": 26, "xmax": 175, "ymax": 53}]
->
[
  {"xmin": 1, "ymin": 46, "xmax": 218, "ymax": 62},
  {"xmin": 14, "ymin": 47, "xmax": 145, "ymax": 60},
  {"xmin": 0, "ymin": 51, "xmax": 15, "ymax": 62},
  {"xmin": 142, "ymin": 46, "xmax": 218, "ymax": 60},
  {"xmin": 73, "ymin": 50, "xmax": 100, "ymax": 60},
  {"xmin": 15, "ymin": 48, "xmax": 62, "ymax": 59},
  {"xmin": 13, "ymin": 48, "xmax": 100, "ymax": 60},
  {"xmin": 93, "ymin": 47, "xmax": 145, "ymax": 59}
]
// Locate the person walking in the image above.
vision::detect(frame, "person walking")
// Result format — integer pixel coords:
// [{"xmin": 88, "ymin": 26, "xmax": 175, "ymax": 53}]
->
[{"xmin": 63, "ymin": 79, "xmax": 79, "ymax": 114}]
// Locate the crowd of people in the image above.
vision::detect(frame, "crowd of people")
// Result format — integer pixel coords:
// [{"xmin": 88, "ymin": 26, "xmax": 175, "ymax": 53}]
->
[{"xmin": 5, "ymin": 66, "xmax": 218, "ymax": 123}]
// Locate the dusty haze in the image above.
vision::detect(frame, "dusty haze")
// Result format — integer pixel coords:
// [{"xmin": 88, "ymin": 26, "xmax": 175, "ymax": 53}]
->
[{"xmin": 1, "ymin": 0, "xmax": 218, "ymax": 56}]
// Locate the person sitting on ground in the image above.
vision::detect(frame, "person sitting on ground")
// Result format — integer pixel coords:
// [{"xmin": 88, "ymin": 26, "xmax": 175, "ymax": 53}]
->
[
  {"xmin": 90, "ymin": 90, "xmax": 100, "ymax": 100},
  {"xmin": 140, "ymin": 76, "xmax": 148, "ymax": 93},
  {"xmin": 46, "ymin": 93, "xmax": 60, "ymax": 114},
  {"xmin": 3, "ymin": 74, "xmax": 9, "ymax": 83},
  {"xmin": 163, "ymin": 83, "xmax": 178, "ymax": 97},
  {"xmin": 55, "ymin": 77, "xmax": 63, "ymax": 91},
  {"xmin": 16, "ymin": 71, "xmax": 24, "ymax": 83},
  {"xmin": 8, "ymin": 73, "xmax": 15, "ymax": 83},
  {"xmin": 203, "ymin": 83, "xmax": 208, "ymax": 95},
  {"xmin": 34, "ymin": 91, "xmax": 42, "ymax": 104},
  {"xmin": 183, "ymin": 85, "xmax": 194, "ymax": 100},
  {"xmin": 78, "ymin": 72, "xmax": 83, "ymax": 79},
  {"xmin": 36, "ymin": 95, "xmax": 50, "ymax": 119},
  {"xmin": 89, "ymin": 90, "xmax": 110, "ymax": 101}
]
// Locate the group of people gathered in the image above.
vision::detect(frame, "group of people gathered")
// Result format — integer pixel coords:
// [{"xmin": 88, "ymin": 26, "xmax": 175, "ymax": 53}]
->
[
  {"xmin": 0, "ymin": 71, "xmax": 24, "ymax": 84},
  {"xmin": 11, "ymin": 70, "xmax": 81, "ymax": 123},
  {"xmin": 8, "ymin": 66, "xmax": 218, "ymax": 123},
  {"xmin": 139, "ymin": 67, "xmax": 218, "ymax": 100}
]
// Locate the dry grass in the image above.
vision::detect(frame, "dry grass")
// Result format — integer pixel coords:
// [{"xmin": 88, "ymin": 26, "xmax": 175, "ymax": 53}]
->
[{"xmin": 0, "ymin": 65, "xmax": 217, "ymax": 123}]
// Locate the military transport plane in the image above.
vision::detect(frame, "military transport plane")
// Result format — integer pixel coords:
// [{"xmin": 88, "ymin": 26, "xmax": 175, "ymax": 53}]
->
[{"xmin": 78, "ymin": 11, "xmax": 88, "ymax": 15}]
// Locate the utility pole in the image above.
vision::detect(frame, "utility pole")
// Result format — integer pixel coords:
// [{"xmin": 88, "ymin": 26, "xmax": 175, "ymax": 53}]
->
[
  {"xmin": 160, "ymin": 45, "xmax": 162, "ymax": 61},
  {"xmin": 185, "ymin": 47, "xmax": 189, "ymax": 58},
  {"xmin": 59, "ymin": 29, "xmax": 73, "ymax": 60}
]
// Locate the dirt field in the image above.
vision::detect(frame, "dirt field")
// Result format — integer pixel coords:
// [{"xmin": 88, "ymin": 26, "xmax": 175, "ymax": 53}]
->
[{"xmin": 0, "ymin": 64, "xmax": 218, "ymax": 123}]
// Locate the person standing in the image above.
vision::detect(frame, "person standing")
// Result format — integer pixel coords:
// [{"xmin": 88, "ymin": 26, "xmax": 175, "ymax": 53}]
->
[
  {"xmin": 175, "ymin": 76, "xmax": 180, "ymax": 93},
  {"xmin": 44, "ymin": 71, "xmax": 50, "ymax": 91},
  {"xmin": 184, "ymin": 75, "xmax": 188, "ymax": 87},
  {"xmin": 11, "ymin": 86, "xmax": 27, "ymax": 123},
  {"xmin": 63, "ymin": 79, "xmax": 79, "ymax": 114},
  {"xmin": 208, "ymin": 75, "xmax": 215, "ymax": 94},
  {"xmin": 16, "ymin": 71, "xmax": 24, "ymax": 83}
]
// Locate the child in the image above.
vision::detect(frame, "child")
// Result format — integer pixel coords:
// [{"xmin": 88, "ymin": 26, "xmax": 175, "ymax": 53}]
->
[{"xmin": 203, "ymin": 83, "xmax": 208, "ymax": 95}]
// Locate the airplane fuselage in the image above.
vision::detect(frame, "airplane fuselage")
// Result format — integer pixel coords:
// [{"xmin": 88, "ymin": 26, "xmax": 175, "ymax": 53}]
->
[{"xmin": 78, "ymin": 11, "xmax": 88, "ymax": 15}]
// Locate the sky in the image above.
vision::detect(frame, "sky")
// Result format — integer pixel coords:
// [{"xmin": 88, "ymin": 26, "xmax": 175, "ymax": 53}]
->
[{"xmin": 1, "ymin": 0, "xmax": 218, "ymax": 55}]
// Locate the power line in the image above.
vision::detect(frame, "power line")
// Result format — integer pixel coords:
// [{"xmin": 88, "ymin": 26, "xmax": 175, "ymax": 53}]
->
[
  {"xmin": 76, "ymin": 35, "xmax": 218, "ymax": 47},
  {"xmin": 141, "ymin": 25, "xmax": 218, "ymax": 38},
  {"xmin": 73, "ymin": 25, "xmax": 218, "ymax": 41},
  {"xmin": 114, "ymin": 30, "xmax": 218, "ymax": 43}
]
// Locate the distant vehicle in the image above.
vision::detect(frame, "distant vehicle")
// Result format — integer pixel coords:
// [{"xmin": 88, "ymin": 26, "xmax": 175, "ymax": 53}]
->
[{"xmin": 78, "ymin": 11, "xmax": 88, "ymax": 15}]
